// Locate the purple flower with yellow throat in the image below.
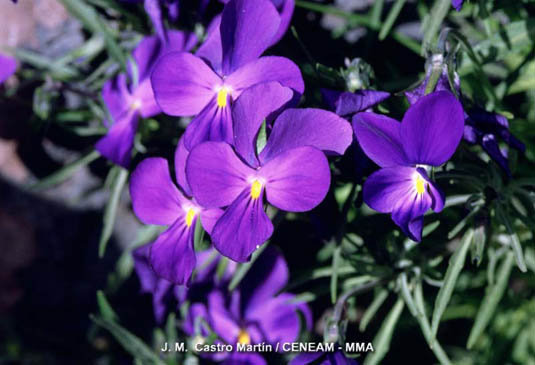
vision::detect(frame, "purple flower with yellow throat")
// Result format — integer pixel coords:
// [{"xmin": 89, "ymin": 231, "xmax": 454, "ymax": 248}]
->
[
  {"xmin": 151, "ymin": 0, "xmax": 304, "ymax": 151},
  {"xmin": 353, "ymin": 91, "xmax": 464, "ymax": 241},
  {"xmin": 185, "ymin": 82, "xmax": 352, "ymax": 262},
  {"xmin": 184, "ymin": 247, "xmax": 311, "ymax": 364},
  {"xmin": 96, "ymin": 32, "xmax": 196, "ymax": 167},
  {"xmin": 0, "ymin": 53, "xmax": 17, "ymax": 84},
  {"xmin": 129, "ymin": 137, "xmax": 223, "ymax": 285}
]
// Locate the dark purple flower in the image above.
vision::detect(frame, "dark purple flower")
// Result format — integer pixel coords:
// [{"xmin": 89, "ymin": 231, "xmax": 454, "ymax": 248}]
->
[
  {"xmin": 321, "ymin": 89, "xmax": 390, "ymax": 117},
  {"xmin": 0, "ymin": 53, "xmax": 17, "ymax": 84},
  {"xmin": 184, "ymin": 248, "xmax": 312, "ymax": 363},
  {"xmin": 133, "ymin": 246, "xmax": 236, "ymax": 322},
  {"xmin": 151, "ymin": 0, "xmax": 304, "ymax": 151},
  {"xmin": 464, "ymin": 108, "xmax": 525, "ymax": 175},
  {"xmin": 290, "ymin": 350, "xmax": 358, "ymax": 365},
  {"xmin": 186, "ymin": 82, "xmax": 352, "ymax": 262},
  {"xmin": 452, "ymin": 0, "xmax": 463, "ymax": 11},
  {"xmin": 354, "ymin": 91, "xmax": 464, "ymax": 241},
  {"xmin": 129, "ymin": 137, "xmax": 223, "ymax": 285},
  {"xmin": 96, "ymin": 32, "xmax": 196, "ymax": 167},
  {"xmin": 219, "ymin": 0, "xmax": 294, "ymax": 44}
]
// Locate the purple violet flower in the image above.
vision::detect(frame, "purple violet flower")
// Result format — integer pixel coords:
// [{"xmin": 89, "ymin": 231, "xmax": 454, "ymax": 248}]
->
[
  {"xmin": 0, "ymin": 53, "xmax": 17, "ymax": 84},
  {"xmin": 290, "ymin": 349, "xmax": 358, "ymax": 365},
  {"xmin": 121, "ymin": 0, "xmax": 180, "ymax": 41},
  {"xmin": 354, "ymin": 91, "xmax": 464, "ymax": 241},
  {"xmin": 219, "ymin": 0, "xmax": 295, "ymax": 45},
  {"xmin": 406, "ymin": 62, "xmax": 524, "ymax": 174},
  {"xmin": 464, "ymin": 108, "xmax": 525, "ymax": 175},
  {"xmin": 129, "ymin": 137, "xmax": 223, "ymax": 285},
  {"xmin": 452, "ymin": 0, "xmax": 463, "ymax": 11},
  {"xmin": 185, "ymin": 82, "xmax": 353, "ymax": 262},
  {"xmin": 184, "ymin": 247, "xmax": 312, "ymax": 364},
  {"xmin": 133, "ymin": 246, "xmax": 236, "ymax": 322},
  {"xmin": 321, "ymin": 89, "xmax": 390, "ymax": 117},
  {"xmin": 151, "ymin": 0, "xmax": 304, "ymax": 151},
  {"xmin": 96, "ymin": 32, "xmax": 196, "ymax": 167}
]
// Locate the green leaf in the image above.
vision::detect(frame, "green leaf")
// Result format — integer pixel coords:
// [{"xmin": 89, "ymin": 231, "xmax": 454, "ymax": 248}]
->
[
  {"xmin": 33, "ymin": 84, "xmax": 58, "ymax": 119},
  {"xmin": 412, "ymin": 281, "xmax": 452, "ymax": 365},
  {"xmin": 467, "ymin": 251, "xmax": 514, "ymax": 349},
  {"xmin": 96, "ymin": 290, "xmax": 118, "ymax": 321},
  {"xmin": 256, "ymin": 120, "xmax": 267, "ymax": 155},
  {"xmin": 228, "ymin": 243, "xmax": 269, "ymax": 291},
  {"xmin": 330, "ymin": 245, "xmax": 342, "ymax": 304},
  {"xmin": 363, "ymin": 297, "xmax": 404, "ymax": 365},
  {"xmin": 58, "ymin": 0, "xmax": 128, "ymax": 72},
  {"xmin": 91, "ymin": 315, "xmax": 164, "ymax": 364},
  {"xmin": 431, "ymin": 229, "xmax": 474, "ymax": 339},
  {"xmin": 496, "ymin": 206, "xmax": 527, "ymax": 272},
  {"xmin": 421, "ymin": 0, "xmax": 451, "ymax": 52},
  {"xmin": 471, "ymin": 224, "xmax": 486, "ymax": 266},
  {"xmin": 28, "ymin": 150, "xmax": 101, "ymax": 191},
  {"xmin": 359, "ymin": 288, "xmax": 389, "ymax": 332},
  {"xmin": 99, "ymin": 167, "xmax": 129, "ymax": 258},
  {"xmin": 398, "ymin": 273, "xmax": 419, "ymax": 317},
  {"xmin": 459, "ymin": 20, "xmax": 535, "ymax": 74},
  {"xmin": 378, "ymin": 0, "xmax": 407, "ymax": 41}
]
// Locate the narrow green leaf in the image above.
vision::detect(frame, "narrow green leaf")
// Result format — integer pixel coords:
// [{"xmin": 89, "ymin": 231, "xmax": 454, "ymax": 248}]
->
[
  {"xmin": 471, "ymin": 225, "xmax": 486, "ymax": 266},
  {"xmin": 496, "ymin": 207, "xmax": 527, "ymax": 272},
  {"xmin": 363, "ymin": 297, "xmax": 404, "ymax": 365},
  {"xmin": 256, "ymin": 120, "xmax": 267, "ymax": 155},
  {"xmin": 58, "ymin": 0, "xmax": 128, "ymax": 72},
  {"xmin": 359, "ymin": 289, "xmax": 389, "ymax": 332},
  {"xmin": 99, "ymin": 168, "xmax": 129, "ymax": 258},
  {"xmin": 28, "ymin": 150, "xmax": 100, "ymax": 191},
  {"xmin": 96, "ymin": 290, "xmax": 118, "ymax": 321},
  {"xmin": 228, "ymin": 242, "xmax": 269, "ymax": 291},
  {"xmin": 378, "ymin": 0, "xmax": 407, "ymax": 41},
  {"xmin": 447, "ymin": 207, "xmax": 480, "ymax": 239},
  {"xmin": 431, "ymin": 229, "xmax": 474, "ymax": 338},
  {"xmin": 421, "ymin": 0, "xmax": 451, "ymax": 51},
  {"xmin": 467, "ymin": 251, "xmax": 514, "ymax": 349},
  {"xmin": 398, "ymin": 273, "xmax": 419, "ymax": 317},
  {"xmin": 165, "ymin": 313, "xmax": 178, "ymax": 365},
  {"xmin": 91, "ymin": 314, "xmax": 164, "ymax": 364},
  {"xmin": 413, "ymin": 281, "xmax": 452, "ymax": 365},
  {"xmin": 330, "ymin": 245, "xmax": 342, "ymax": 304}
]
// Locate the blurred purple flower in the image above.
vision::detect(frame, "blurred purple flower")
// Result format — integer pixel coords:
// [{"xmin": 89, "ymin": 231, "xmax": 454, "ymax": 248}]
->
[
  {"xmin": 452, "ymin": 0, "xmax": 463, "ymax": 11},
  {"xmin": 133, "ymin": 246, "xmax": 236, "ymax": 322},
  {"xmin": 0, "ymin": 53, "xmax": 17, "ymax": 84},
  {"xmin": 464, "ymin": 108, "xmax": 525, "ymax": 175},
  {"xmin": 219, "ymin": 0, "xmax": 294, "ymax": 44},
  {"xmin": 96, "ymin": 32, "xmax": 196, "ymax": 167},
  {"xmin": 354, "ymin": 91, "xmax": 464, "ymax": 241},
  {"xmin": 290, "ymin": 349, "xmax": 358, "ymax": 365},
  {"xmin": 184, "ymin": 247, "xmax": 312, "ymax": 364},
  {"xmin": 129, "ymin": 137, "xmax": 223, "ymax": 285},
  {"xmin": 186, "ymin": 82, "xmax": 352, "ymax": 262},
  {"xmin": 121, "ymin": 0, "xmax": 180, "ymax": 41},
  {"xmin": 151, "ymin": 0, "xmax": 304, "ymax": 151}
]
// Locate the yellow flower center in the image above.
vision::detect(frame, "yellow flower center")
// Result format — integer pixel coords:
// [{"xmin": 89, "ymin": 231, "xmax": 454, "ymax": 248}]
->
[
  {"xmin": 185, "ymin": 208, "xmax": 197, "ymax": 227},
  {"xmin": 130, "ymin": 99, "xmax": 142, "ymax": 110},
  {"xmin": 415, "ymin": 174, "xmax": 427, "ymax": 195},
  {"xmin": 216, "ymin": 87, "xmax": 229, "ymax": 108},
  {"xmin": 237, "ymin": 329, "xmax": 251, "ymax": 345},
  {"xmin": 250, "ymin": 180, "xmax": 262, "ymax": 200}
]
